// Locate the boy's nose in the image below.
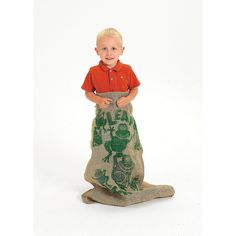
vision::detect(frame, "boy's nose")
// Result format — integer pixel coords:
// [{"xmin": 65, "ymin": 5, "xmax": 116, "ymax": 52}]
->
[{"xmin": 106, "ymin": 49, "xmax": 112, "ymax": 56}]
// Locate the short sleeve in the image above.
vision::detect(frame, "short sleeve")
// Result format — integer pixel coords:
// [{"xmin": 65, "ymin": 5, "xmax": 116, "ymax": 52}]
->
[
  {"xmin": 129, "ymin": 67, "xmax": 141, "ymax": 89},
  {"xmin": 81, "ymin": 69, "xmax": 95, "ymax": 92}
]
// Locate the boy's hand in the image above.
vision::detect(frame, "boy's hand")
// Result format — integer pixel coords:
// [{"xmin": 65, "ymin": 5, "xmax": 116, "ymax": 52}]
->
[
  {"xmin": 98, "ymin": 97, "xmax": 113, "ymax": 109},
  {"xmin": 117, "ymin": 97, "xmax": 130, "ymax": 108}
]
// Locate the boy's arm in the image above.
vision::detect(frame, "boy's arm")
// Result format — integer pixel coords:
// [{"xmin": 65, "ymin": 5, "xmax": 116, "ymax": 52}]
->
[
  {"xmin": 117, "ymin": 87, "xmax": 138, "ymax": 108},
  {"xmin": 85, "ymin": 91, "xmax": 113, "ymax": 109}
]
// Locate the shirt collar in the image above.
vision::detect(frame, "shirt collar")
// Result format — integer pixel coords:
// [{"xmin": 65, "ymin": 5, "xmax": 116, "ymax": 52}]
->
[{"xmin": 99, "ymin": 60, "xmax": 123, "ymax": 72}]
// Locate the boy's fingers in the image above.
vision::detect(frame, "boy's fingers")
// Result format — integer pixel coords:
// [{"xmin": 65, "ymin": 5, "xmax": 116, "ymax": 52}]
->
[
  {"xmin": 105, "ymin": 98, "xmax": 113, "ymax": 104},
  {"xmin": 105, "ymin": 100, "xmax": 112, "ymax": 104}
]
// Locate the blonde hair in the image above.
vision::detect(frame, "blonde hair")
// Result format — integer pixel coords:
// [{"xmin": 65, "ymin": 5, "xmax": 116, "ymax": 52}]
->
[{"xmin": 96, "ymin": 28, "xmax": 123, "ymax": 46}]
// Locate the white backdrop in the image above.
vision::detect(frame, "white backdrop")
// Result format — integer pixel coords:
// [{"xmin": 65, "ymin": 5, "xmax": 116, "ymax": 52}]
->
[{"xmin": 34, "ymin": 0, "xmax": 201, "ymax": 235}]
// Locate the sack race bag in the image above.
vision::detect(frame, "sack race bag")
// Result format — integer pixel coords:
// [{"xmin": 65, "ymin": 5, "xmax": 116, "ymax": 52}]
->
[{"xmin": 81, "ymin": 92, "xmax": 175, "ymax": 206}]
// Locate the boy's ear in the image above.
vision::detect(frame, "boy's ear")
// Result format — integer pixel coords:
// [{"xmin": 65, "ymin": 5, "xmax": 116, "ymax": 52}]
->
[
  {"xmin": 95, "ymin": 47, "xmax": 98, "ymax": 55},
  {"xmin": 121, "ymin": 47, "xmax": 125, "ymax": 54}
]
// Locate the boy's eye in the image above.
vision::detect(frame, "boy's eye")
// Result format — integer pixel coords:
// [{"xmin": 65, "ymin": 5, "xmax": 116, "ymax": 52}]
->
[
  {"xmin": 101, "ymin": 47, "xmax": 107, "ymax": 51},
  {"xmin": 112, "ymin": 47, "xmax": 117, "ymax": 50}
]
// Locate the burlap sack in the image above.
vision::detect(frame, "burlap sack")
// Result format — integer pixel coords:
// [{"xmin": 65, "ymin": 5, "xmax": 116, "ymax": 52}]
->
[{"xmin": 82, "ymin": 92, "xmax": 174, "ymax": 206}]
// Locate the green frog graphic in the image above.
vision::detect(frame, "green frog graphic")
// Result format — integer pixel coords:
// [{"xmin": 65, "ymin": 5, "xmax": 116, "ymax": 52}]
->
[
  {"xmin": 102, "ymin": 123, "xmax": 138, "ymax": 192},
  {"xmin": 103, "ymin": 123, "xmax": 131, "ymax": 162},
  {"xmin": 93, "ymin": 117, "xmax": 140, "ymax": 194}
]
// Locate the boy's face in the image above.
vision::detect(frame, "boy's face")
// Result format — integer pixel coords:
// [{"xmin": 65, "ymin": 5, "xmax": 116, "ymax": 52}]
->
[{"xmin": 95, "ymin": 36, "xmax": 124, "ymax": 68}]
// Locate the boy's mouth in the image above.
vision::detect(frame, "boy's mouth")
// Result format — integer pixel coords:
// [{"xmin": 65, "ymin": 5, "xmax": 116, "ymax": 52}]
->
[{"xmin": 105, "ymin": 58, "xmax": 114, "ymax": 60}]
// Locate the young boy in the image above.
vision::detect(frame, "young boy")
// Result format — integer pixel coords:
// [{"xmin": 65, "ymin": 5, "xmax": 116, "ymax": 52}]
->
[
  {"xmin": 81, "ymin": 28, "xmax": 174, "ymax": 206},
  {"xmin": 81, "ymin": 28, "xmax": 140, "ymax": 109}
]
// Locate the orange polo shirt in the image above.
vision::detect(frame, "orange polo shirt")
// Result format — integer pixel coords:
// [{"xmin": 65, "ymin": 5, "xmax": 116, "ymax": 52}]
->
[{"xmin": 81, "ymin": 60, "xmax": 140, "ymax": 93}]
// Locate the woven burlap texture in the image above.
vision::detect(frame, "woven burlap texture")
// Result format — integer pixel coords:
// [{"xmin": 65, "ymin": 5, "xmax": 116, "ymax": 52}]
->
[{"xmin": 82, "ymin": 92, "xmax": 175, "ymax": 206}]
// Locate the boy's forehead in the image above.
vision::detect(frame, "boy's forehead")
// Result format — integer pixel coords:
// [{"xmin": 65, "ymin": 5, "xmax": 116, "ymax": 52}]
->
[{"xmin": 97, "ymin": 36, "xmax": 122, "ymax": 47}]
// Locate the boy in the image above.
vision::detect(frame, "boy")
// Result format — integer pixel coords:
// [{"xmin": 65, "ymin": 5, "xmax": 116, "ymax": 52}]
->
[
  {"xmin": 81, "ymin": 28, "xmax": 140, "ymax": 108},
  {"xmin": 81, "ymin": 28, "xmax": 174, "ymax": 206}
]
